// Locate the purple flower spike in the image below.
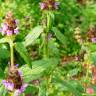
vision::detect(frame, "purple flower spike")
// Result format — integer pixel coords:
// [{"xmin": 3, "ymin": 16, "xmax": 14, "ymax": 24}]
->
[
  {"xmin": 14, "ymin": 28, "xmax": 19, "ymax": 34},
  {"xmin": 0, "ymin": 11, "xmax": 19, "ymax": 36},
  {"xmin": 6, "ymin": 30, "xmax": 13, "ymax": 36},
  {"xmin": 91, "ymin": 37, "xmax": 96, "ymax": 43},
  {"xmin": 2, "ymin": 80, "xmax": 14, "ymax": 91}
]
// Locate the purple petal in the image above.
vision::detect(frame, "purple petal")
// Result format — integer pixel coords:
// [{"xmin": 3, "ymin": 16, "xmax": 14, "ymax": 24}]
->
[
  {"xmin": 19, "ymin": 84, "xmax": 28, "ymax": 93},
  {"xmin": 39, "ymin": 2, "xmax": 46, "ymax": 10},
  {"xmin": 54, "ymin": 2, "xmax": 60, "ymax": 9},
  {"xmin": 0, "ymin": 28, "xmax": 2, "ymax": 32},
  {"xmin": 14, "ymin": 90, "xmax": 21, "ymax": 96},
  {"xmin": 15, "ymin": 19, "xmax": 19, "ymax": 25},
  {"xmin": 6, "ymin": 30, "xmax": 13, "ymax": 36},
  {"xmin": 91, "ymin": 37, "xmax": 96, "ymax": 43},
  {"xmin": 75, "ymin": 56, "xmax": 80, "ymax": 61},
  {"xmin": 2, "ymin": 23, "xmax": 8, "ymax": 31},
  {"xmin": 15, "ymin": 64, "xmax": 19, "ymax": 67},
  {"xmin": 18, "ymin": 70, "xmax": 23, "ymax": 76},
  {"xmin": 2, "ymin": 80, "xmax": 14, "ymax": 91},
  {"xmin": 14, "ymin": 28, "xmax": 19, "ymax": 34}
]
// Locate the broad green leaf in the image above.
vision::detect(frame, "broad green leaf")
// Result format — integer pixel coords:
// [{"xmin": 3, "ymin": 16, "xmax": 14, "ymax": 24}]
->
[
  {"xmin": 24, "ymin": 26, "xmax": 44, "ymax": 47},
  {"xmin": 15, "ymin": 42, "xmax": 32, "ymax": 68},
  {"xmin": 20, "ymin": 58, "xmax": 59, "ymax": 83},
  {"xmin": 52, "ymin": 27, "xmax": 67, "ymax": 45}
]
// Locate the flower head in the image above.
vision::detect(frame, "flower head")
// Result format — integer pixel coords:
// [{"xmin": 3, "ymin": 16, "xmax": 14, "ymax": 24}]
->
[
  {"xmin": 0, "ymin": 11, "xmax": 19, "ymax": 36},
  {"xmin": 39, "ymin": 0, "xmax": 59, "ymax": 10},
  {"xmin": 86, "ymin": 87, "xmax": 94, "ymax": 95},
  {"xmin": 2, "ymin": 65, "xmax": 28, "ymax": 96}
]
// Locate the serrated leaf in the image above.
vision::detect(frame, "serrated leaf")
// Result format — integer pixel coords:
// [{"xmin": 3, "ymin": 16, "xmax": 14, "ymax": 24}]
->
[
  {"xmin": 24, "ymin": 26, "xmax": 43, "ymax": 47},
  {"xmin": 15, "ymin": 42, "xmax": 32, "ymax": 68},
  {"xmin": 52, "ymin": 27, "xmax": 67, "ymax": 45}
]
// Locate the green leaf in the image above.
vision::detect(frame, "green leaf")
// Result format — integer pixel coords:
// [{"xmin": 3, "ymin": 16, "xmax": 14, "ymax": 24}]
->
[
  {"xmin": 0, "ymin": 38, "xmax": 8, "ymax": 44},
  {"xmin": 20, "ymin": 58, "xmax": 59, "ymax": 83},
  {"xmin": 25, "ymin": 84, "xmax": 38, "ymax": 95},
  {"xmin": 54, "ymin": 78, "xmax": 82, "ymax": 96},
  {"xmin": 0, "ymin": 85, "xmax": 8, "ymax": 96},
  {"xmin": 15, "ymin": 42, "xmax": 32, "ymax": 68},
  {"xmin": 0, "ymin": 68, "xmax": 4, "ymax": 82},
  {"xmin": 38, "ymin": 80, "xmax": 47, "ymax": 96},
  {"xmin": 68, "ymin": 68, "xmax": 79, "ymax": 77},
  {"xmin": 0, "ymin": 45, "xmax": 10, "ymax": 59},
  {"xmin": 89, "ymin": 43, "xmax": 96, "ymax": 52},
  {"xmin": 24, "ymin": 26, "xmax": 44, "ymax": 47},
  {"xmin": 52, "ymin": 27, "xmax": 67, "ymax": 45}
]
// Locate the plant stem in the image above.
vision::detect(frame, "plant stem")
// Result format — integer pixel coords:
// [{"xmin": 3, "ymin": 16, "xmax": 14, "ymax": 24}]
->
[
  {"xmin": 9, "ymin": 40, "xmax": 14, "ymax": 67},
  {"xmin": 42, "ymin": 32, "xmax": 48, "ymax": 58}
]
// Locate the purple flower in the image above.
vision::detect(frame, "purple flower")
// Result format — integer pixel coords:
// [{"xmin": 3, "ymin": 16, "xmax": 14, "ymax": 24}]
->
[
  {"xmin": 39, "ymin": 2, "xmax": 47, "ymax": 10},
  {"xmin": 1, "ymin": 23, "xmax": 8, "ymax": 35},
  {"xmin": 2, "ymin": 80, "xmax": 28, "ymax": 96},
  {"xmin": 14, "ymin": 28, "xmax": 19, "ymax": 34},
  {"xmin": 15, "ymin": 19, "xmax": 19, "ymax": 25},
  {"xmin": 2, "ymin": 80, "xmax": 14, "ymax": 91},
  {"xmin": 0, "ymin": 28, "xmax": 2, "ymax": 32},
  {"xmin": 75, "ymin": 56, "xmax": 80, "ymax": 61},
  {"xmin": 0, "ymin": 11, "xmax": 19, "ymax": 36},
  {"xmin": 18, "ymin": 70, "xmax": 23, "ymax": 76},
  {"xmin": 6, "ymin": 30, "xmax": 13, "ymax": 36},
  {"xmin": 91, "ymin": 37, "xmax": 96, "ymax": 43},
  {"xmin": 54, "ymin": 2, "xmax": 60, "ymax": 9},
  {"xmin": 15, "ymin": 64, "xmax": 19, "ymax": 67},
  {"xmin": 14, "ymin": 84, "xmax": 28, "ymax": 96},
  {"xmin": 2, "ymin": 23, "xmax": 8, "ymax": 31}
]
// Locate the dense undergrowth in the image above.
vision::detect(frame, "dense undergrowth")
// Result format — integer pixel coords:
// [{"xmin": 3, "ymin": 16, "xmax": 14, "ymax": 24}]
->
[{"xmin": 0, "ymin": 0, "xmax": 96, "ymax": 96}]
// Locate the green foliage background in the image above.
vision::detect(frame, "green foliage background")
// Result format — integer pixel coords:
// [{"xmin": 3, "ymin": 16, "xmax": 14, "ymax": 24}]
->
[{"xmin": 0, "ymin": 0, "xmax": 96, "ymax": 96}]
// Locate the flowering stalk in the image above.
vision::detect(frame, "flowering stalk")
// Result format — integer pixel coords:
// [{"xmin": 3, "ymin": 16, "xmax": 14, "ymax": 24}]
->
[
  {"xmin": 9, "ymin": 39, "xmax": 14, "ymax": 67},
  {"xmin": 0, "ymin": 11, "xmax": 28, "ymax": 96},
  {"xmin": 40, "ymin": 0, "xmax": 59, "ymax": 58}
]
